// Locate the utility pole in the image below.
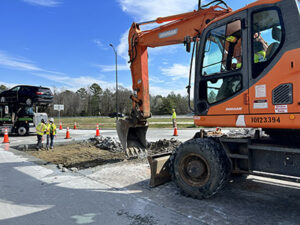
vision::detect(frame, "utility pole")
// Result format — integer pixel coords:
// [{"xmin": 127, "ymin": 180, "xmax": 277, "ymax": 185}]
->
[{"xmin": 109, "ymin": 43, "xmax": 118, "ymax": 121}]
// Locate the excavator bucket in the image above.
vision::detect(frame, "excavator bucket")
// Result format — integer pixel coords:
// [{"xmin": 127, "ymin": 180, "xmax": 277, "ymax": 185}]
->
[
  {"xmin": 117, "ymin": 119, "xmax": 148, "ymax": 157},
  {"xmin": 147, "ymin": 152, "xmax": 172, "ymax": 187}
]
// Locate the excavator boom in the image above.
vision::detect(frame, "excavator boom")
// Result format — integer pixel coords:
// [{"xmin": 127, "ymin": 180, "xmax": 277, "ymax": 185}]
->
[{"xmin": 117, "ymin": 4, "xmax": 231, "ymax": 156}]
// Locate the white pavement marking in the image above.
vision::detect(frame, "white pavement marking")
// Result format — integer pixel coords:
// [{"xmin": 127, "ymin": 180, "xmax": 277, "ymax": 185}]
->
[{"xmin": 0, "ymin": 200, "xmax": 54, "ymax": 221}]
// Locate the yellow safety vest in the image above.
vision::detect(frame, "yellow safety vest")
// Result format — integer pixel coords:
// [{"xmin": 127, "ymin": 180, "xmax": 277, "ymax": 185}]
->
[
  {"xmin": 172, "ymin": 112, "xmax": 176, "ymax": 119},
  {"xmin": 226, "ymin": 36, "xmax": 237, "ymax": 43},
  {"xmin": 254, "ymin": 50, "xmax": 266, "ymax": 63},
  {"xmin": 36, "ymin": 123, "xmax": 47, "ymax": 136},
  {"xmin": 46, "ymin": 123, "xmax": 57, "ymax": 135},
  {"xmin": 236, "ymin": 62, "xmax": 242, "ymax": 69}
]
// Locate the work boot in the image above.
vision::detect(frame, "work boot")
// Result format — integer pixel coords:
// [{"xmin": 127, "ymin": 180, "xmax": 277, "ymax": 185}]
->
[{"xmin": 46, "ymin": 146, "xmax": 49, "ymax": 151}]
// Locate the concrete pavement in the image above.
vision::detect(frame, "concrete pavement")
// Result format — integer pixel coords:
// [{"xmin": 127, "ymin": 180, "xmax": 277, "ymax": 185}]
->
[
  {"xmin": 1, "ymin": 128, "xmax": 300, "ymax": 224},
  {"xmin": 0, "ymin": 148, "xmax": 198, "ymax": 225}
]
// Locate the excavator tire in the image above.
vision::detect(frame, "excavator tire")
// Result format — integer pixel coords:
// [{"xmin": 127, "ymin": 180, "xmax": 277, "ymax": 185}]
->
[{"xmin": 170, "ymin": 138, "xmax": 231, "ymax": 199}]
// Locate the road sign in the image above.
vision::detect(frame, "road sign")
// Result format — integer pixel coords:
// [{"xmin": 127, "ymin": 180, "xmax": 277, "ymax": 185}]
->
[
  {"xmin": 54, "ymin": 104, "xmax": 64, "ymax": 111},
  {"xmin": 54, "ymin": 104, "xmax": 64, "ymax": 124}
]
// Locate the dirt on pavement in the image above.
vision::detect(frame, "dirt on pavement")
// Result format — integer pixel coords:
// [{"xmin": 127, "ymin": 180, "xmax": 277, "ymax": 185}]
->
[
  {"xmin": 26, "ymin": 137, "xmax": 182, "ymax": 170},
  {"xmin": 27, "ymin": 142, "xmax": 127, "ymax": 169}
]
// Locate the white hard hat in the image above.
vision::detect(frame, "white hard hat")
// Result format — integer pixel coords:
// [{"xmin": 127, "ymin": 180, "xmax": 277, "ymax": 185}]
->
[{"xmin": 49, "ymin": 118, "xmax": 54, "ymax": 123}]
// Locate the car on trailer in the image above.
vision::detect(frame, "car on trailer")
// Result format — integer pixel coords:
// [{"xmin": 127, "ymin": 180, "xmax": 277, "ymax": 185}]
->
[{"xmin": 0, "ymin": 85, "xmax": 53, "ymax": 106}]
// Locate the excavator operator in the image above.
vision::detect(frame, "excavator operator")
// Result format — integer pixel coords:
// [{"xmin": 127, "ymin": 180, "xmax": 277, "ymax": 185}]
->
[{"xmin": 253, "ymin": 32, "xmax": 269, "ymax": 63}]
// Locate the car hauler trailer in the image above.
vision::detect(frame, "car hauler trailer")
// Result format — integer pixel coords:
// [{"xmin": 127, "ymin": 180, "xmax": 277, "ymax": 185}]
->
[{"xmin": 0, "ymin": 101, "xmax": 48, "ymax": 136}]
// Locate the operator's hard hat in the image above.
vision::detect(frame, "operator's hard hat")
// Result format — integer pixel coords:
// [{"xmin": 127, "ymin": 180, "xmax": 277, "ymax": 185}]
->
[
  {"xmin": 172, "ymin": 109, "xmax": 175, "ymax": 111},
  {"xmin": 49, "ymin": 118, "xmax": 54, "ymax": 123}
]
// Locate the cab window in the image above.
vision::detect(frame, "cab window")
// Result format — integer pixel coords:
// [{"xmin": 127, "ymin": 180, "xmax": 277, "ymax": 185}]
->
[
  {"xmin": 252, "ymin": 9, "xmax": 284, "ymax": 78},
  {"xmin": 207, "ymin": 75, "xmax": 242, "ymax": 104},
  {"xmin": 202, "ymin": 20, "xmax": 242, "ymax": 76}
]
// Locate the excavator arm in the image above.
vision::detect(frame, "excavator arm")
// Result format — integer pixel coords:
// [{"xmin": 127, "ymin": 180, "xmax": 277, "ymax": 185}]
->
[{"xmin": 117, "ymin": 3, "xmax": 232, "ymax": 156}]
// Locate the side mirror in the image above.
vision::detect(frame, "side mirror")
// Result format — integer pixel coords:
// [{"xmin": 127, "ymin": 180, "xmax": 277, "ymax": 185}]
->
[{"xmin": 184, "ymin": 36, "xmax": 191, "ymax": 53}]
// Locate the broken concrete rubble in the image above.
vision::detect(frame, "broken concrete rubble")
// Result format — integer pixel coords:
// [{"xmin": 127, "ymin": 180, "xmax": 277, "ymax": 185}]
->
[
  {"xmin": 91, "ymin": 136, "xmax": 181, "ymax": 155},
  {"xmin": 147, "ymin": 138, "xmax": 181, "ymax": 155},
  {"xmin": 90, "ymin": 136, "xmax": 123, "ymax": 152}
]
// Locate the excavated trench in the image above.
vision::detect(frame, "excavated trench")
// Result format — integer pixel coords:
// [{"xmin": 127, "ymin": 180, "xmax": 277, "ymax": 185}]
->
[{"xmin": 26, "ymin": 136, "xmax": 181, "ymax": 171}]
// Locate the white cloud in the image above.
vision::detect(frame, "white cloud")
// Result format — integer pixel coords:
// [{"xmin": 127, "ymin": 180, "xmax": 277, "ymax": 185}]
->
[
  {"xmin": 0, "ymin": 51, "xmax": 42, "ymax": 71},
  {"xmin": 117, "ymin": 30, "xmax": 130, "ymax": 61},
  {"xmin": 95, "ymin": 64, "xmax": 130, "ymax": 72},
  {"xmin": 93, "ymin": 39, "xmax": 110, "ymax": 50},
  {"xmin": 33, "ymin": 73, "xmax": 118, "ymax": 91},
  {"xmin": 118, "ymin": 0, "xmax": 198, "ymax": 22},
  {"xmin": 0, "ymin": 51, "xmax": 117, "ymax": 91},
  {"xmin": 161, "ymin": 63, "xmax": 189, "ymax": 80},
  {"xmin": 150, "ymin": 86, "xmax": 187, "ymax": 96},
  {"xmin": 149, "ymin": 76, "xmax": 164, "ymax": 84},
  {"xmin": 22, "ymin": 0, "xmax": 61, "ymax": 7},
  {"xmin": 94, "ymin": 39, "xmax": 104, "ymax": 48}
]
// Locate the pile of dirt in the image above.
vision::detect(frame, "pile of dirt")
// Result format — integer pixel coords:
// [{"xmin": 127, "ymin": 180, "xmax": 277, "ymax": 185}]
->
[
  {"xmin": 147, "ymin": 138, "xmax": 181, "ymax": 155},
  {"xmin": 27, "ymin": 142, "xmax": 127, "ymax": 170}
]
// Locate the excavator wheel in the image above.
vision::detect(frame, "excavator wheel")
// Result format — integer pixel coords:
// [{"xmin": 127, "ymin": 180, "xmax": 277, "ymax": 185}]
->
[{"xmin": 170, "ymin": 138, "xmax": 231, "ymax": 199}]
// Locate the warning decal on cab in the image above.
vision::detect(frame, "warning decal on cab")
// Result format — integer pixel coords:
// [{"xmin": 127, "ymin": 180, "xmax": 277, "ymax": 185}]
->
[{"xmin": 275, "ymin": 105, "xmax": 288, "ymax": 113}]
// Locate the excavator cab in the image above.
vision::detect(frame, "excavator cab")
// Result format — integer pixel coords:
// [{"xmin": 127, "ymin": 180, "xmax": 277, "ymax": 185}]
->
[{"xmin": 118, "ymin": 0, "xmax": 300, "ymax": 197}]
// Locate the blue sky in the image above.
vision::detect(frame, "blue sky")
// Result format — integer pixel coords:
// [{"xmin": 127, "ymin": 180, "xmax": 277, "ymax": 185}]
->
[{"xmin": 0, "ymin": 0, "xmax": 256, "ymax": 96}]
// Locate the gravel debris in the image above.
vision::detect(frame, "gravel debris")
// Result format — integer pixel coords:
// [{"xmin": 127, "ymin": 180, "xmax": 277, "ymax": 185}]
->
[
  {"xmin": 90, "ymin": 136, "xmax": 123, "ymax": 152},
  {"xmin": 91, "ymin": 136, "xmax": 181, "ymax": 156},
  {"xmin": 70, "ymin": 167, "xmax": 79, "ymax": 172},
  {"xmin": 147, "ymin": 138, "xmax": 181, "ymax": 155}
]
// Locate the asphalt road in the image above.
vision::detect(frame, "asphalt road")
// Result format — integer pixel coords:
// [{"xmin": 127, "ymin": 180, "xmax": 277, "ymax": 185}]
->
[
  {"xmin": 3, "ymin": 128, "xmax": 200, "ymax": 147},
  {"xmin": 1, "ymin": 129, "xmax": 300, "ymax": 224}
]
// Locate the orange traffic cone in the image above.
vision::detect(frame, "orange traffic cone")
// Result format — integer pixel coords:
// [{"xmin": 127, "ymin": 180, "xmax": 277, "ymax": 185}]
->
[
  {"xmin": 65, "ymin": 127, "xmax": 71, "ymax": 139},
  {"xmin": 73, "ymin": 122, "xmax": 77, "ymax": 130},
  {"xmin": 173, "ymin": 127, "xmax": 178, "ymax": 136},
  {"xmin": 59, "ymin": 122, "xmax": 62, "ymax": 130},
  {"xmin": 2, "ymin": 128, "xmax": 10, "ymax": 143},
  {"xmin": 96, "ymin": 124, "xmax": 100, "ymax": 137}
]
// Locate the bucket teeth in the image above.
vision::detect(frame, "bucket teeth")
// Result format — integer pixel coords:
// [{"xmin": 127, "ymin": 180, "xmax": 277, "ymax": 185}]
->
[
  {"xmin": 125, "ymin": 147, "xmax": 147, "ymax": 158},
  {"xmin": 134, "ymin": 147, "xmax": 140, "ymax": 155},
  {"xmin": 116, "ymin": 118, "xmax": 149, "ymax": 158},
  {"xmin": 129, "ymin": 148, "xmax": 135, "ymax": 156},
  {"xmin": 125, "ymin": 148, "xmax": 131, "ymax": 157}
]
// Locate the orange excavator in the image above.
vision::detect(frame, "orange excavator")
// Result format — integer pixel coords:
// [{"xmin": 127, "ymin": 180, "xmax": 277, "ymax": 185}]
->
[{"xmin": 117, "ymin": 0, "xmax": 300, "ymax": 199}]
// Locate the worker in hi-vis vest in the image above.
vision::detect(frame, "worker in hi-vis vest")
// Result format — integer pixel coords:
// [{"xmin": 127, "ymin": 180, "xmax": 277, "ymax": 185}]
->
[
  {"xmin": 253, "ymin": 32, "xmax": 268, "ymax": 63},
  {"xmin": 172, "ymin": 109, "xmax": 177, "ymax": 128},
  {"xmin": 36, "ymin": 119, "xmax": 47, "ymax": 150},
  {"xmin": 46, "ymin": 118, "xmax": 57, "ymax": 150}
]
